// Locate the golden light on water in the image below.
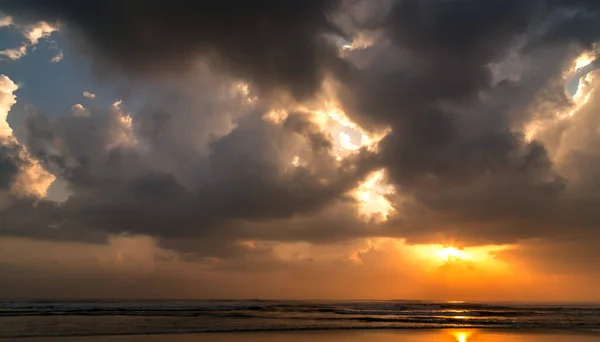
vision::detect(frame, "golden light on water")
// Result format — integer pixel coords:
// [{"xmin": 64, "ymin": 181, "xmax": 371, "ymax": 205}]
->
[
  {"xmin": 455, "ymin": 332, "xmax": 468, "ymax": 342},
  {"xmin": 451, "ymin": 330, "xmax": 473, "ymax": 342}
]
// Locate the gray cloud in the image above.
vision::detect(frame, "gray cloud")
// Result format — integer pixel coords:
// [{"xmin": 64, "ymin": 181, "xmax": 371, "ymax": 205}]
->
[
  {"xmin": 0, "ymin": 0, "xmax": 344, "ymax": 99},
  {"xmin": 11, "ymin": 74, "xmax": 377, "ymax": 255},
  {"xmin": 0, "ymin": 139, "xmax": 22, "ymax": 190},
  {"xmin": 330, "ymin": 0, "xmax": 600, "ymax": 248},
  {"xmin": 3, "ymin": 0, "xmax": 600, "ymax": 269}
]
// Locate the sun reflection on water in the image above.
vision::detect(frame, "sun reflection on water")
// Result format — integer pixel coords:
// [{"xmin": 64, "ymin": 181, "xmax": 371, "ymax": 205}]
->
[{"xmin": 450, "ymin": 330, "xmax": 475, "ymax": 342}]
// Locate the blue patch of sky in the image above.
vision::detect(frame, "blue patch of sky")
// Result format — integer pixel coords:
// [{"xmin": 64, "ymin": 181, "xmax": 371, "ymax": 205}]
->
[
  {"xmin": 2, "ymin": 26, "xmax": 172, "ymax": 131},
  {"xmin": 2, "ymin": 29, "xmax": 117, "ymax": 118},
  {"xmin": 0, "ymin": 24, "xmax": 23, "ymax": 48}
]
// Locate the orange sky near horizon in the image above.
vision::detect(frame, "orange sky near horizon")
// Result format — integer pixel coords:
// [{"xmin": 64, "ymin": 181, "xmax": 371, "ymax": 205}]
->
[{"xmin": 0, "ymin": 234, "xmax": 598, "ymax": 302}]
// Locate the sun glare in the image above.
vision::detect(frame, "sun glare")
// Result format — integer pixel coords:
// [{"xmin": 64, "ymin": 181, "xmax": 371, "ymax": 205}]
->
[
  {"xmin": 354, "ymin": 169, "xmax": 395, "ymax": 222},
  {"xmin": 573, "ymin": 51, "xmax": 596, "ymax": 71},
  {"xmin": 436, "ymin": 246, "xmax": 471, "ymax": 261},
  {"xmin": 451, "ymin": 330, "xmax": 473, "ymax": 342}
]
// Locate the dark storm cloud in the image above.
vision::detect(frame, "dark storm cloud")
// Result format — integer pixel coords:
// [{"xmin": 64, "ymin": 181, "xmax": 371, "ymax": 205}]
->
[
  {"xmin": 338, "ymin": 0, "xmax": 542, "ymax": 129},
  {"xmin": 4, "ymin": 0, "xmax": 600, "ymax": 265},
  {"xmin": 339, "ymin": 0, "xmax": 600, "ymax": 134},
  {"xmin": 0, "ymin": 0, "xmax": 343, "ymax": 99},
  {"xmin": 10, "ymin": 94, "xmax": 377, "ymax": 255},
  {"xmin": 0, "ymin": 197, "xmax": 109, "ymax": 243},
  {"xmin": 0, "ymin": 137, "xmax": 108, "ymax": 243},
  {"xmin": 0, "ymin": 139, "xmax": 22, "ymax": 190},
  {"xmin": 333, "ymin": 0, "xmax": 600, "ymax": 246}
]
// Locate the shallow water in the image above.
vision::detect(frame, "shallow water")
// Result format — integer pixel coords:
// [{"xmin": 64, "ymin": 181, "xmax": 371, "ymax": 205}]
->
[
  {"xmin": 4, "ymin": 330, "xmax": 600, "ymax": 342},
  {"xmin": 1, "ymin": 300, "xmax": 600, "ymax": 338}
]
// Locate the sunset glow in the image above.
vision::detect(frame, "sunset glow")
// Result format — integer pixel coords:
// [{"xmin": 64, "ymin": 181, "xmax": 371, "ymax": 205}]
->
[
  {"xmin": 436, "ymin": 246, "xmax": 471, "ymax": 261},
  {"xmin": 451, "ymin": 330, "xmax": 474, "ymax": 342},
  {"xmin": 6, "ymin": 0, "xmax": 600, "ymax": 339}
]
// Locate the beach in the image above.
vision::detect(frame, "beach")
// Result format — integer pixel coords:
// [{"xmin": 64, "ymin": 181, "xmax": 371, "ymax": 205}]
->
[
  {"xmin": 4, "ymin": 330, "xmax": 600, "ymax": 342},
  {"xmin": 2, "ymin": 300, "xmax": 600, "ymax": 339}
]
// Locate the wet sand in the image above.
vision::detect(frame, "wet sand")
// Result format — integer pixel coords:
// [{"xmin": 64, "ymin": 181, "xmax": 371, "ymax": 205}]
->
[{"xmin": 4, "ymin": 330, "xmax": 600, "ymax": 342}]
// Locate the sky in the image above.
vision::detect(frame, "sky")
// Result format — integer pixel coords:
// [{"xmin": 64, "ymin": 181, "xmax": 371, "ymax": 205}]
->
[{"xmin": 1, "ymin": 0, "xmax": 600, "ymax": 301}]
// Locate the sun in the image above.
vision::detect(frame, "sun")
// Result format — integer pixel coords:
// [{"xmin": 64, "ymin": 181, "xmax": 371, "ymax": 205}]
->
[{"xmin": 436, "ymin": 246, "xmax": 471, "ymax": 261}]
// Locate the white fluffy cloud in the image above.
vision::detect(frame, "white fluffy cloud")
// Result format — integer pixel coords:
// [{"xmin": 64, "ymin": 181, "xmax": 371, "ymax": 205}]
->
[
  {"xmin": 83, "ymin": 91, "xmax": 96, "ymax": 99},
  {"xmin": 69, "ymin": 103, "xmax": 88, "ymax": 117},
  {"xmin": 0, "ymin": 45, "xmax": 27, "ymax": 61},
  {"xmin": 0, "ymin": 75, "xmax": 18, "ymax": 137}
]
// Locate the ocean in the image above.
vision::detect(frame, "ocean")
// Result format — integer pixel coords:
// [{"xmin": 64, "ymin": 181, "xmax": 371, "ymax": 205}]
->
[{"xmin": 1, "ymin": 300, "xmax": 600, "ymax": 338}]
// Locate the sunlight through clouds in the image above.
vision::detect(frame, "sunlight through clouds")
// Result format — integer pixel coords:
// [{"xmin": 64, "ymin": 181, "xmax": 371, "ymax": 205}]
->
[
  {"xmin": 524, "ymin": 48, "xmax": 599, "ymax": 143},
  {"xmin": 0, "ymin": 75, "xmax": 55, "ymax": 198}
]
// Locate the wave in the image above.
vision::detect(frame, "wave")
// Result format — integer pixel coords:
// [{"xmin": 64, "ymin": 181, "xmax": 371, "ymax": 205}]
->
[
  {"xmin": 1, "ymin": 301, "xmax": 598, "ymax": 317},
  {"xmin": 2, "ymin": 323, "xmax": 600, "ymax": 339},
  {"xmin": 2, "ymin": 300, "xmax": 600, "ymax": 338}
]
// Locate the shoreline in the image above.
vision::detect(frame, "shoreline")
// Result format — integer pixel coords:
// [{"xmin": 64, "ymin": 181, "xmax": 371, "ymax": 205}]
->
[{"xmin": 3, "ymin": 328, "xmax": 600, "ymax": 340}]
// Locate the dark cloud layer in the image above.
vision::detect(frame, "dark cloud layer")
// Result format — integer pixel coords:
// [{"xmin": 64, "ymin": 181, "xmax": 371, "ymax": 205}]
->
[
  {"xmin": 2, "ymin": 0, "xmax": 600, "ymax": 268},
  {"xmin": 1, "ymin": 0, "xmax": 343, "ymax": 99},
  {"xmin": 12, "ymin": 94, "xmax": 377, "ymax": 257},
  {"xmin": 0, "ymin": 139, "xmax": 21, "ymax": 190},
  {"xmin": 335, "ymin": 0, "xmax": 600, "ymax": 246}
]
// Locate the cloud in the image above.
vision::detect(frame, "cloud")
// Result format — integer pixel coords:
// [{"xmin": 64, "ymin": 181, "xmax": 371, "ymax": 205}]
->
[
  {"xmin": 50, "ymin": 50, "xmax": 63, "ymax": 63},
  {"xmin": 0, "ymin": 16, "xmax": 58, "ymax": 61},
  {"xmin": 0, "ymin": 84, "xmax": 89, "ymax": 243},
  {"xmin": 82, "ymin": 91, "xmax": 95, "ymax": 99},
  {"xmin": 0, "ymin": 14, "xmax": 13, "ymax": 27},
  {"xmin": 23, "ymin": 20, "xmax": 56, "ymax": 44},
  {"xmin": 69, "ymin": 103, "xmax": 88, "ymax": 117},
  {"xmin": 327, "ymin": 0, "xmax": 600, "ymax": 247},
  {"xmin": 1, "ymin": 0, "xmax": 344, "ymax": 99},
  {"xmin": 0, "ymin": 76, "xmax": 53, "ymax": 199},
  {"xmin": 0, "ymin": 141, "xmax": 21, "ymax": 192},
  {"xmin": 0, "ymin": 75, "xmax": 24, "ymax": 199},
  {"xmin": 4, "ymin": 66, "xmax": 376, "ymax": 255},
  {"xmin": 22, "ymin": 104, "xmax": 373, "ymax": 243},
  {"xmin": 0, "ymin": 75, "xmax": 18, "ymax": 137},
  {"xmin": 0, "ymin": 45, "xmax": 28, "ymax": 61},
  {"xmin": 3, "ymin": 0, "xmax": 600, "ymax": 288}
]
